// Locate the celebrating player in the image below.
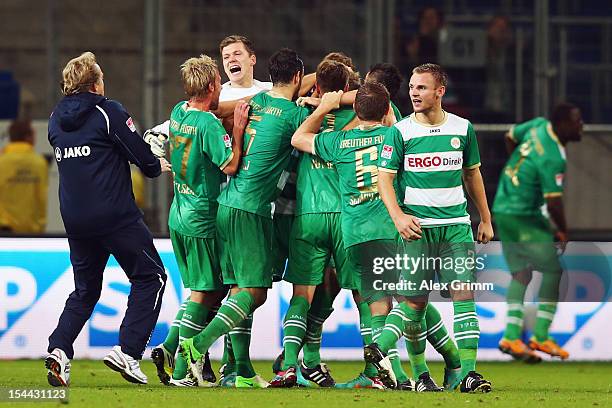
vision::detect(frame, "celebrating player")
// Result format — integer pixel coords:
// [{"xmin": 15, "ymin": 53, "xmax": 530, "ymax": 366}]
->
[
  {"xmin": 270, "ymin": 59, "xmax": 353, "ymax": 388},
  {"xmin": 377, "ymin": 63, "xmax": 494, "ymax": 393},
  {"xmin": 178, "ymin": 48, "xmax": 308, "ymax": 388},
  {"xmin": 365, "ymin": 62, "xmax": 464, "ymax": 390},
  {"xmin": 151, "ymin": 55, "xmax": 248, "ymax": 386},
  {"xmin": 495, "ymin": 103, "xmax": 583, "ymax": 362}
]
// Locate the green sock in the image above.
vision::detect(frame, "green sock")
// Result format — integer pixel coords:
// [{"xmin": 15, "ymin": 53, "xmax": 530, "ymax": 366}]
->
[
  {"xmin": 371, "ymin": 314, "xmax": 409, "ymax": 383},
  {"xmin": 282, "ymin": 296, "xmax": 310, "ymax": 369},
  {"xmin": 173, "ymin": 301, "xmax": 209, "ymax": 380},
  {"xmin": 426, "ymin": 304, "xmax": 460, "ymax": 369},
  {"xmin": 534, "ymin": 270, "xmax": 561, "ymax": 342},
  {"xmin": 229, "ymin": 314, "xmax": 255, "ymax": 378},
  {"xmin": 163, "ymin": 298, "xmax": 189, "ymax": 355},
  {"xmin": 221, "ymin": 336, "xmax": 235, "ymax": 374},
  {"xmin": 302, "ymin": 289, "xmax": 334, "ymax": 368},
  {"xmin": 534, "ymin": 302, "xmax": 557, "ymax": 342},
  {"xmin": 453, "ymin": 300, "xmax": 479, "ymax": 377},
  {"xmin": 503, "ymin": 279, "xmax": 527, "ymax": 340},
  {"xmin": 192, "ymin": 291, "xmax": 255, "ymax": 354},
  {"xmin": 368, "ymin": 315, "xmax": 386, "ymax": 378},
  {"xmin": 377, "ymin": 302, "xmax": 424, "ymax": 354},
  {"xmin": 405, "ymin": 314, "xmax": 428, "ymax": 379}
]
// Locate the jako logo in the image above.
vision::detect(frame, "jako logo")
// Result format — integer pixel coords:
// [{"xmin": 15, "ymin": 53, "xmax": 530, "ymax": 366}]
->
[{"xmin": 55, "ymin": 146, "xmax": 91, "ymax": 162}]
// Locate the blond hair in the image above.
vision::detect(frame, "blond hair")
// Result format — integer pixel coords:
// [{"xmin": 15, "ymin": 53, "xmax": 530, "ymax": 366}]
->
[
  {"xmin": 61, "ymin": 52, "xmax": 101, "ymax": 95},
  {"xmin": 181, "ymin": 54, "xmax": 218, "ymax": 99}
]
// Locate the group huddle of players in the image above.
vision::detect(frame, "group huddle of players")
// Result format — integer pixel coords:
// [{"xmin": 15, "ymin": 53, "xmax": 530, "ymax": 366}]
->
[{"xmin": 143, "ymin": 34, "xmax": 582, "ymax": 393}]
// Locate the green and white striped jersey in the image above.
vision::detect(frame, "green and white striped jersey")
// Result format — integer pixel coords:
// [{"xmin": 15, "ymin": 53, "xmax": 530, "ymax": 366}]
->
[{"xmin": 378, "ymin": 112, "xmax": 481, "ymax": 227}]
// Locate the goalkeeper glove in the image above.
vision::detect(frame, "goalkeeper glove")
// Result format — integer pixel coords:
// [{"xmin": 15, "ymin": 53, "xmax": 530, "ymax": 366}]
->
[{"xmin": 144, "ymin": 129, "xmax": 168, "ymax": 157}]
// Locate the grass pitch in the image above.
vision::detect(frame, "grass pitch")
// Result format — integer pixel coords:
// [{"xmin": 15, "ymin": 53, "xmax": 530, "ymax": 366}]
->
[{"xmin": 0, "ymin": 360, "xmax": 610, "ymax": 407}]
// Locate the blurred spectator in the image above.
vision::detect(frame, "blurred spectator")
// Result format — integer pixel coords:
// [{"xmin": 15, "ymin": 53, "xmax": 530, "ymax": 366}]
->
[
  {"xmin": 0, "ymin": 119, "xmax": 48, "ymax": 233},
  {"xmin": 406, "ymin": 7, "xmax": 446, "ymax": 66},
  {"xmin": 484, "ymin": 15, "xmax": 515, "ymax": 122},
  {"xmin": 130, "ymin": 167, "xmax": 146, "ymax": 209}
]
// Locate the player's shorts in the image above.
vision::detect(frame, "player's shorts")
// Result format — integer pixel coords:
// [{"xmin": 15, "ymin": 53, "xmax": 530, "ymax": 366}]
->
[
  {"xmin": 285, "ymin": 213, "xmax": 354, "ymax": 289},
  {"xmin": 271, "ymin": 213, "xmax": 294, "ymax": 282},
  {"xmin": 495, "ymin": 213, "xmax": 562, "ymax": 275},
  {"xmin": 169, "ymin": 228, "xmax": 224, "ymax": 291},
  {"xmin": 347, "ymin": 238, "xmax": 399, "ymax": 304},
  {"xmin": 396, "ymin": 224, "xmax": 476, "ymax": 298},
  {"xmin": 216, "ymin": 204, "xmax": 274, "ymax": 288}
]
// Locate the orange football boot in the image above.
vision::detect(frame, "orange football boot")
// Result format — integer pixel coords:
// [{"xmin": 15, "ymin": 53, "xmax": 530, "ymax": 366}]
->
[
  {"xmin": 529, "ymin": 338, "xmax": 570, "ymax": 360},
  {"xmin": 498, "ymin": 338, "xmax": 542, "ymax": 363}
]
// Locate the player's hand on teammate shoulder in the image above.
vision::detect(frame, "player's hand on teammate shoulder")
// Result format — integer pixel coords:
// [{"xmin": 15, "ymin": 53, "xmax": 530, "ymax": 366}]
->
[
  {"xmin": 477, "ymin": 220, "xmax": 494, "ymax": 244},
  {"xmin": 317, "ymin": 91, "xmax": 343, "ymax": 113},
  {"xmin": 297, "ymin": 96, "xmax": 320, "ymax": 108},
  {"xmin": 233, "ymin": 101, "xmax": 250, "ymax": 131},
  {"xmin": 144, "ymin": 129, "xmax": 169, "ymax": 157},
  {"xmin": 395, "ymin": 213, "xmax": 422, "ymax": 241}
]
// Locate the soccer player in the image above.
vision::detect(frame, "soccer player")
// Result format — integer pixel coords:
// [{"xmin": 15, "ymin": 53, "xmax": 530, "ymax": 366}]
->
[
  {"xmin": 365, "ymin": 62, "xmax": 404, "ymax": 121},
  {"xmin": 270, "ymin": 59, "xmax": 353, "ymax": 388},
  {"xmin": 365, "ymin": 61, "xmax": 463, "ymax": 390},
  {"xmin": 150, "ymin": 55, "xmax": 249, "ymax": 386},
  {"xmin": 148, "ymin": 34, "xmax": 269, "ymax": 387},
  {"xmin": 495, "ymin": 103, "xmax": 583, "ymax": 361},
  {"xmin": 218, "ymin": 35, "xmax": 272, "ymax": 101},
  {"xmin": 46, "ymin": 51, "xmax": 170, "ymax": 386},
  {"xmin": 292, "ymin": 83, "xmax": 445, "ymax": 392},
  {"xmin": 377, "ymin": 63, "xmax": 494, "ymax": 393},
  {"xmin": 179, "ymin": 48, "xmax": 308, "ymax": 388}
]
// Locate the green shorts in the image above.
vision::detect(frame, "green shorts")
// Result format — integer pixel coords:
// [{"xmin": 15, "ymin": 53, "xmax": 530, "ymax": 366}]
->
[
  {"xmin": 169, "ymin": 229, "xmax": 224, "ymax": 291},
  {"xmin": 285, "ymin": 213, "xmax": 354, "ymax": 289},
  {"xmin": 347, "ymin": 238, "xmax": 399, "ymax": 304},
  {"xmin": 271, "ymin": 213, "xmax": 294, "ymax": 281},
  {"xmin": 495, "ymin": 213, "xmax": 562, "ymax": 274},
  {"xmin": 397, "ymin": 224, "xmax": 476, "ymax": 298},
  {"xmin": 216, "ymin": 205, "xmax": 274, "ymax": 288}
]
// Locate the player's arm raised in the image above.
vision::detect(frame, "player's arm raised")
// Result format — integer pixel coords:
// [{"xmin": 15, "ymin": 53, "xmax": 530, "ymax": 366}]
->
[
  {"xmin": 462, "ymin": 166, "xmax": 493, "ymax": 243},
  {"xmin": 291, "ymin": 91, "xmax": 343, "ymax": 154},
  {"xmin": 222, "ymin": 101, "xmax": 249, "ymax": 176}
]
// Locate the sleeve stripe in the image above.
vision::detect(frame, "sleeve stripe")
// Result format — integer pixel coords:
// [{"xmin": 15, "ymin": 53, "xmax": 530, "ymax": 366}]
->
[
  {"xmin": 543, "ymin": 192, "xmax": 563, "ymax": 198},
  {"xmin": 378, "ymin": 167, "xmax": 397, "ymax": 174},
  {"xmin": 219, "ymin": 151, "xmax": 234, "ymax": 171},
  {"xmin": 463, "ymin": 163, "xmax": 481, "ymax": 169},
  {"xmin": 95, "ymin": 105, "xmax": 110, "ymax": 135}
]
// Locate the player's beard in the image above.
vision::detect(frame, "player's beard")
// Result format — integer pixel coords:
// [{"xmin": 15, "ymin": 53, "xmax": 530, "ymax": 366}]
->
[{"xmin": 291, "ymin": 78, "xmax": 303, "ymax": 101}]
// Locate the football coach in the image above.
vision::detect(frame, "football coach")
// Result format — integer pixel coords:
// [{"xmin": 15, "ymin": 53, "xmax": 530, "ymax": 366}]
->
[{"xmin": 46, "ymin": 51, "xmax": 171, "ymax": 386}]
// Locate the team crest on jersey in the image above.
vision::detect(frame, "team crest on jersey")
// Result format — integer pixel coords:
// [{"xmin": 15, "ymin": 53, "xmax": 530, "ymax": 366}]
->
[
  {"xmin": 54, "ymin": 147, "xmax": 62, "ymax": 162},
  {"xmin": 381, "ymin": 144, "xmax": 394, "ymax": 159},
  {"xmin": 450, "ymin": 137, "xmax": 461, "ymax": 149},
  {"xmin": 223, "ymin": 134, "xmax": 232, "ymax": 148},
  {"xmin": 556, "ymin": 173, "xmax": 564, "ymax": 186},
  {"xmin": 126, "ymin": 117, "xmax": 136, "ymax": 132}
]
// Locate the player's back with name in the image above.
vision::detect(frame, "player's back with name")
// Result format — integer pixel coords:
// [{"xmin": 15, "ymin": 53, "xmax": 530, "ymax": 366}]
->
[{"xmin": 218, "ymin": 91, "xmax": 309, "ymax": 218}]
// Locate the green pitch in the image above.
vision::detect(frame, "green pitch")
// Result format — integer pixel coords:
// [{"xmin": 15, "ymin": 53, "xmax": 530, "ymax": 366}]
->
[{"xmin": 1, "ymin": 360, "xmax": 609, "ymax": 407}]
